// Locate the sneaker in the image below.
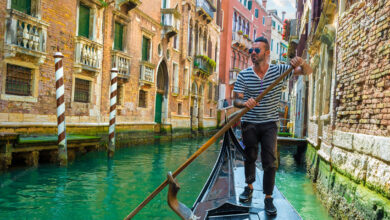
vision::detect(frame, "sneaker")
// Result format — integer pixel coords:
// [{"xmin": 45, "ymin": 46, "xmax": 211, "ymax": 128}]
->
[
  {"xmin": 239, "ymin": 186, "xmax": 253, "ymax": 203},
  {"xmin": 264, "ymin": 197, "xmax": 277, "ymax": 216}
]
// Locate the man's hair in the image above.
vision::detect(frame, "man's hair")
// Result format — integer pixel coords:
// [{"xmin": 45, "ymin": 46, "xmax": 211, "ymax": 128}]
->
[{"xmin": 254, "ymin": 36, "xmax": 270, "ymax": 51}]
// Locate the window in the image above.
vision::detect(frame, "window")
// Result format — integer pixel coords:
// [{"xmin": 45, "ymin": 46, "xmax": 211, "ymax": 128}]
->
[
  {"xmin": 271, "ymin": 39, "xmax": 273, "ymax": 51},
  {"xmin": 74, "ymin": 78, "xmax": 90, "ymax": 103},
  {"xmin": 12, "ymin": 0, "xmax": 31, "ymax": 15},
  {"xmin": 246, "ymin": 22, "xmax": 250, "ymax": 35},
  {"xmin": 188, "ymin": 23, "xmax": 193, "ymax": 56},
  {"xmin": 253, "ymin": 29, "xmax": 257, "ymax": 40},
  {"xmin": 255, "ymin": 9, "xmax": 259, "ymax": 18},
  {"xmin": 272, "ymin": 20, "xmax": 275, "ymax": 28},
  {"xmin": 262, "ymin": 16, "xmax": 265, "ymax": 25},
  {"xmin": 210, "ymin": 109, "xmax": 213, "ymax": 117},
  {"xmin": 184, "ymin": 68, "xmax": 189, "ymax": 95},
  {"xmin": 117, "ymin": 83, "xmax": 123, "ymax": 105},
  {"xmin": 173, "ymin": 63, "xmax": 179, "ymax": 93},
  {"xmin": 214, "ymin": 85, "xmax": 218, "ymax": 101},
  {"xmin": 208, "ymin": 38, "xmax": 212, "ymax": 58},
  {"xmin": 142, "ymin": 36, "xmax": 151, "ymax": 61},
  {"xmin": 114, "ymin": 22, "xmax": 124, "ymax": 51},
  {"xmin": 6, "ymin": 64, "xmax": 32, "ymax": 96},
  {"xmin": 178, "ymin": 103, "xmax": 182, "ymax": 115},
  {"xmin": 173, "ymin": 35, "xmax": 178, "ymax": 49},
  {"xmin": 78, "ymin": 4, "xmax": 90, "ymax": 38},
  {"xmin": 138, "ymin": 90, "xmax": 147, "ymax": 107},
  {"xmin": 208, "ymin": 82, "xmax": 213, "ymax": 100}
]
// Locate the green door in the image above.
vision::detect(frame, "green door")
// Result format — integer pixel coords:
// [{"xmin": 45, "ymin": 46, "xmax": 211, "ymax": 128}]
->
[{"xmin": 155, "ymin": 93, "xmax": 163, "ymax": 123}]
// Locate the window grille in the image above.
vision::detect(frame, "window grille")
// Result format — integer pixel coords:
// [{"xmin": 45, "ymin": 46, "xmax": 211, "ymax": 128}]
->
[
  {"xmin": 6, "ymin": 64, "xmax": 32, "ymax": 96},
  {"xmin": 74, "ymin": 78, "xmax": 90, "ymax": 103},
  {"xmin": 139, "ymin": 90, "xmax": 147, "ymax": 107}
]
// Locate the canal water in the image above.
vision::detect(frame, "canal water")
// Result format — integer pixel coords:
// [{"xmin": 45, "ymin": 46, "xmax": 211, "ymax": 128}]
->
[{"xmin": 0, "ymin": 136, "xmax": 332, "ymax": 220}]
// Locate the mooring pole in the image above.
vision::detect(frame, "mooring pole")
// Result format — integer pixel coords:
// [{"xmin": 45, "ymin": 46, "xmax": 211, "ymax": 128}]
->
[
  {"xmin": 108, "ymin": 67, "xmax": 118, "ymax": 158},
  {"xmin": 54, "ymin": 49, "xmax": 67, "ymax": 166}
]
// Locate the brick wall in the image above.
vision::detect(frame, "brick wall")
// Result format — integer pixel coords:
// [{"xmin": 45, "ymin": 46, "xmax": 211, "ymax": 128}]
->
[{"xmin": 335, "ymin": 0, "xmax": 390, "ymax": 136}]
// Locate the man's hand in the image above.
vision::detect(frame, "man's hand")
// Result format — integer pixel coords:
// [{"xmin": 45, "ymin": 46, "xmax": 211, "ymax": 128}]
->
[
  {"xmin": 290, "ymin": 56, "xmax": 313, "ymax": 75},
  {"xmin": 244, "ymin": 98, "xmax": 259, "ymax": 109},
  {"xmin": 290, "ymin": 57, "xmax": 304, "ymax": 68}
]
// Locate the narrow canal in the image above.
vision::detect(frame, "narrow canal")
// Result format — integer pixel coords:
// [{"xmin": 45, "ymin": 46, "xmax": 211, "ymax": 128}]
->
[{"xmin": 0, "ymin": 136, "xmax": 332, "ymax": 219}]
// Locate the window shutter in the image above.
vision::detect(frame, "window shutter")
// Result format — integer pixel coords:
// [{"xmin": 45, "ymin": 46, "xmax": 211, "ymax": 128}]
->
[
  {"xmin": 114, "ymin": 22, "xmax": 123, "ymax": 51},
  {"xmin": 247, "ymin": 1, "xmax": 252, "ymax": 10},
  {"xmin": 78, "ymin": 4, "xmax": 90, "ymax": 38},
  {"xmin": 12, "ymin": 0, "xmax": 31, "ymax": 15},
  {"xmin": 142, "ymin": 37, "xmax": 150, "ymax": 61}
]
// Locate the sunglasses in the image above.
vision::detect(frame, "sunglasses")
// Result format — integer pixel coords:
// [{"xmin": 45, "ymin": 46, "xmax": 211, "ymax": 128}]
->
[{"xmin": 249, "ymin": 48, "xmax": 261, "ymax": 54}]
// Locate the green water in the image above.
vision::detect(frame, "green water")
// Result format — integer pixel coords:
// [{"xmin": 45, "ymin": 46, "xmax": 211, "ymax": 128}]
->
[{"xmin": 0, "ymin": 137, "xmax": 331, "ymax": 219}]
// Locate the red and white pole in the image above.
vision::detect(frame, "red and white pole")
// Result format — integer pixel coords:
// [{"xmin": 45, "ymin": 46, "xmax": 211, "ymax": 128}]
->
[
  {"xmin": 54, "ymin": 50, "xmax": 67, "ymax": 165},
  {"xmin": 108, "ymin": 67, "xmax": 118, "ymax": 157}
]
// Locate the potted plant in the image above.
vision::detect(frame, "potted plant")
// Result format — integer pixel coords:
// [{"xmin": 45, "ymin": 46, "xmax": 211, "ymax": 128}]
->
[
  {"xmin": 237, "ymin": 30, "xmax": 243, "ymax": 35},
  {"xmin": 243, "ymin": 34, "xmax": 249, "ymax": 39}
]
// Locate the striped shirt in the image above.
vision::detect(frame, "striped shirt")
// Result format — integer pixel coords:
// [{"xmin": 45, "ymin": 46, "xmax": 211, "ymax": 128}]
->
[{"xmin": 233, "ymin": 64, "xmax": 293, "ymax": 124}]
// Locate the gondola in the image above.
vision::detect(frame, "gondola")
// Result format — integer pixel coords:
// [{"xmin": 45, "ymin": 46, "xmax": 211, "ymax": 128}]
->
[{"xmin": 167, "ymin": 128, "xmax": 302, "ymax": 220}]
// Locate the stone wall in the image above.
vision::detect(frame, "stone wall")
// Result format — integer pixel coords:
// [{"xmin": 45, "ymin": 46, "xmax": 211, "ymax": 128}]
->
[{"xmin": 305, "ymin": 0, "xmax": 390, "ymax": 219}]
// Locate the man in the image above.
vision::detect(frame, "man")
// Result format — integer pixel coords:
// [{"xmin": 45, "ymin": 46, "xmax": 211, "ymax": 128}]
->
[{"xmin": 233, "ymin": 37, "xmax": 312, "ymax": 216}]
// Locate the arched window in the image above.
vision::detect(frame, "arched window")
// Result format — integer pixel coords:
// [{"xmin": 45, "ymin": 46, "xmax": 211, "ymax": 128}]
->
[
  {"xmin": 208, "ymin": 38, "xmax": 212, "ymax": 58},
  {"xmin": 238, "ymin": 16, "xmax": 241, "ymax": 31}
]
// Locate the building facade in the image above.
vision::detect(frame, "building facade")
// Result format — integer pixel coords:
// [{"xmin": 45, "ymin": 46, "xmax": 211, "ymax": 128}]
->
[
  {"xmin": 0, "ymin": 0, "xmax": 220, "ymax": 141},
  {"xmin": 267, "ymin": 9, "xmax": 288, "ymax": 64},
  {"xmin": 218, "ymin": 0, "xmax": 268, "ymax": 108},
  {"xmin": 289, "ymin": 0, "xmax": 390, "ymax": 218}
]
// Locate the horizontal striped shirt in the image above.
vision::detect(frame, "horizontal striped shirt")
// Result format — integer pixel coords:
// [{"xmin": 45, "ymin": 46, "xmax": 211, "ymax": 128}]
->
[{"xmin": 233, "ymin": 64, "xmax": 293, "ymax": 124}]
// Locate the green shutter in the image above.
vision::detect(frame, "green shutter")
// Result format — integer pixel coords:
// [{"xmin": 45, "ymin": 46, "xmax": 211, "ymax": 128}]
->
[
  {"xmin": 114, "ymin": 22, "xmax": 123, "ymax": 51},
  {"xmin": 12, "ymin": 0, "xmax": 31, "ymax": 15},
  {"xmin": 78, "ymin": 4, "xmax": 90, "ymax": 38},
  {"xmin": 142, "ymin": 36, "xmax": 150, "ymax": 61},
  {"xmin": 247, "ymin": 1, "xmax": 252, "ymax": 10}
]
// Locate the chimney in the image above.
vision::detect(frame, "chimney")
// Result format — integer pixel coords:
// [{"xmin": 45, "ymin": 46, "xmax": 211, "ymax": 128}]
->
[
  {"xmin": 262, "ymin": 0, "xmax": 267, "ymax": 8},
  {"xmin": 282, "ymin": 11, "xmax": 286, "ymax": 21}
]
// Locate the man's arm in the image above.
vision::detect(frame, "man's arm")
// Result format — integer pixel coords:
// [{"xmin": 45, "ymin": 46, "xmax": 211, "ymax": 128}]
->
[
  {"xmin": 290, "ymin": 57, "xmax": 313, "ymax": 75},
  {"xmin": 233, "ymin": 92, "xmax": 258, "ymax": 109},
  {"xmin": 233, "ymin": 92, "xmax": 245, "ymax": 108}
]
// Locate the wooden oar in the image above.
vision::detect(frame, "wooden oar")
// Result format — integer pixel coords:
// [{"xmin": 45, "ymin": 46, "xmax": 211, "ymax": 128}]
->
[{"xmin": 124, "ymin": 67, "xmax": 294, "ymax": 219}]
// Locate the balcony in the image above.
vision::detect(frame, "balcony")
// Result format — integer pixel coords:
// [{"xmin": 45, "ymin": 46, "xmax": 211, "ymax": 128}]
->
[
  {"xmin": 4, "ymin": 9, "xmax": 48, "ymax": 65},
  {"xmin": 116, "ymin": 0, "xmax": 141, "ymax": 12},
  {"xmin": 196, "ymin": 0, "xmax": 216, "ymax": 23},
  {"xmin": 139, "ymin": 61, "xmax": 155, "ymax": 86},
  {"xmin": 112, "ymin": 50, "xmax": 131, "ymax": 79},
  {"xmin": 229, "ymin": 68, "xmax": 240, "ymax": 85},
  {"xmin": 231, "ymin": 32, "xmax": 251, "ymax": 50},
  {"xmin": 161, "ymin": 7, "xmax": 181, "ymax": 39},
  {"xmin": 193, "ymin": 55, "xmax": 215, "ymax": 78},
  {"xmin": 74, "ymin": 36, "xmax": 103, "ymax": 74}
]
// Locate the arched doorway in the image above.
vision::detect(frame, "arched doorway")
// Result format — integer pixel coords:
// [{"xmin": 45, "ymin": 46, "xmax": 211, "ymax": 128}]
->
[{"xmin": 155, "ymin": 60, "xmax": 169, "ymax": 124}]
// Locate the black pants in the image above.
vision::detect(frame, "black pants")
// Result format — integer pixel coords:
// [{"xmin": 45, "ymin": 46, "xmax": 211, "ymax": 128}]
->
[{"xmin": 242, "ymin": 121, "xmax": 278, "ymax": 195}]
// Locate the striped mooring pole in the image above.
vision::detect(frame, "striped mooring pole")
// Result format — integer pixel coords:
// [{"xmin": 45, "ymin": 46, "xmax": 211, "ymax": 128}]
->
[
  {"xmin": 54, "ymin": 50, "xmax": 68, "ymax": 165},
  {"xmin": 108, "ymin": 67, "xmax": 118, "ymax": 158}
]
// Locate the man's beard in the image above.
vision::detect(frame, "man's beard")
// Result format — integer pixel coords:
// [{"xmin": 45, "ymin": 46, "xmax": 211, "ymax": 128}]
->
[{"xmin": 252, "ymin": 54, "xmax": 265, "ymax": 65}]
